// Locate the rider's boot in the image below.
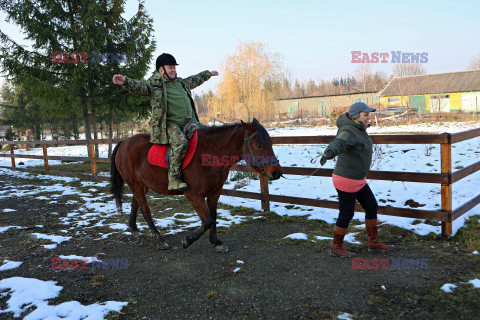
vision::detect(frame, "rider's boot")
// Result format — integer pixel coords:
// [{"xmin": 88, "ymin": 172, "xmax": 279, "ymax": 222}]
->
[{"xmin": 168, "ymin": 172, "xmax": 187, "ymax": 191}]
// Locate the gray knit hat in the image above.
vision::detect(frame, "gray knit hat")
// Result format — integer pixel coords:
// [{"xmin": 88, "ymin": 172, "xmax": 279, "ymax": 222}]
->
[{"xmin": 348, "ymin": 102, "xmax": 376, "ymax": 119}]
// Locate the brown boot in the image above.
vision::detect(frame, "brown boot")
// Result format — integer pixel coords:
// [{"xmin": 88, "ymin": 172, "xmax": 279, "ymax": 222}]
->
[
  {"xmin": 365, "ymin": 219, "xmax": 394, "ymax": 251},
  {"xmin": 331, "ymin": 225, "xmax": 356, "ymax": 257}
]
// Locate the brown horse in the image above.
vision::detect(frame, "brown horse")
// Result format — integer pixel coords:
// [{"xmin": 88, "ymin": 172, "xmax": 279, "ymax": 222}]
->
[{"xmin": 110, "ymin": 118, "xmax": 283, "ymax": 252}]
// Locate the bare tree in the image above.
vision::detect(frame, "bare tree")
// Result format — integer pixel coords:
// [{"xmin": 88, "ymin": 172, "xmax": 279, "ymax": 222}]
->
[
  {"xmin": 392, "ymin": 63, "xmax": 426, "ymax": 77},
  {"xmin": 354, "ymin": 64, "xmax": 372, "ymax": 92},
  {"xmin": 467, "ymin": 54, "xmax": 480, "ymax": 70},
  {"xmin": 212, "ymin": 41, "xmax": 283, "ymax": 121}
]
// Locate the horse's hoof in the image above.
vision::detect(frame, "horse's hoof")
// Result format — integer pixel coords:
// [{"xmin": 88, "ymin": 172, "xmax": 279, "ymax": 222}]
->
[
  {"xmin": 131, "ymin": 230, "xmax": 140, "ymax": 238},
  {"xmin": 182, "ymin": 238, "xmax": 189, "ymax": 249},
  {"xmin": 159, "ymin": 241, "xmax": 169, "ymax": 250},
  {"xmin": 215, "ymin": 244, "xmax": 229, "ymax": 253}
]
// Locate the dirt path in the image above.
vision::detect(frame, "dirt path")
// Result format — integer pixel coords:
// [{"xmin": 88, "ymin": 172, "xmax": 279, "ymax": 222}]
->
[{"xmin": 0, "ymin": 172, "xmax": 479, "ymax": 319}]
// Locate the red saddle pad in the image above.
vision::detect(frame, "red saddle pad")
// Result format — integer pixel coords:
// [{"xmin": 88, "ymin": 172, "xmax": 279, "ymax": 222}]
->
[{"xmin": 147, "ymin": 131, "xmax": 198, "ymax": 168}]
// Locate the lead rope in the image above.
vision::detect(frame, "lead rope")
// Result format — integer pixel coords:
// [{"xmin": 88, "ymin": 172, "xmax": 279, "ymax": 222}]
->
[{"xmin": 280, "ymin": 153, "xmax": 329, "ymax": 180}]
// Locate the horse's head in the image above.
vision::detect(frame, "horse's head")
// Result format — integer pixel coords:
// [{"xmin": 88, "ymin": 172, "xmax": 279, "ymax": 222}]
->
[{"xmin": 241, "ymin": 118, "xmax": 283, "ymax": 180}]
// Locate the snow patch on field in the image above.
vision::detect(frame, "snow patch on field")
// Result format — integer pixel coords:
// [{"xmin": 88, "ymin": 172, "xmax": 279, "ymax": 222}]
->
[{"xmin": 0, "ymin": 277, "xmax": 127, "ymax": 319}]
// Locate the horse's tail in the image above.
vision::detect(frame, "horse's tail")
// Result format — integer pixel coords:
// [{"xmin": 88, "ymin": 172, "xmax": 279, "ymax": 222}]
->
[{"xmin": 110, "ymin": 141, "xmax": 124, "ymax": 214}]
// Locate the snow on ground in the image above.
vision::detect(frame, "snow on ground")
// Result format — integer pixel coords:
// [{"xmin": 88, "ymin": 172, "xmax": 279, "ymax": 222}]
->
[
  {"xmin": 222, "ymin": 121, "xmax": 480, "ymax": 237},
  {"xmin": 467, "ymin": 279, "xmax": 480, "ymax": 289},
  {"xmin": 441, "ymin": 278, "xmax": 480, "ymax": 293},
  {"xmin": 58, "ymin": 255, "xmax": 102, "ymax": 264},
  {"xmin": 337, "ymin": 312, "xmax": 354, "ymax": 320},
  {"xmin": 0, "ymin": 226, "xmax": 24, "ymax": 233},
  {"xmin": 1, "ymin": 121, "xmax": 479, "ymax": 239},
  {"xmin": 284, "ymin": 233, "xmax": 309, "ymax": 240},
  {"xmin": 441, "ymin": 283, "xmax": 458, "ymax": 293},
  {"xmin": 0, "ymin": 277, "xmax": 127, "ymax": 319},
  {"xmin": 1, "ymin": 121, "xmax": 480, "ymax": 318},
  {"xmin": 0, "ymin": 260, "xmax": 23, "ymax": 271}
]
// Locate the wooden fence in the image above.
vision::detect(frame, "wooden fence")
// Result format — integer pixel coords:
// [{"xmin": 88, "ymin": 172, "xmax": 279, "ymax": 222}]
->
[{"xmin": 1, "ymin": 127, "xmax": 480, "ymax": 239}]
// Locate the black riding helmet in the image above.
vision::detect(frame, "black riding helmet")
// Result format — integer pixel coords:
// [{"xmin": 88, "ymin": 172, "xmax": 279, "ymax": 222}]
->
[{"xmin": 156, "ymin": 53, "xmax": 178, "ymax": 80}]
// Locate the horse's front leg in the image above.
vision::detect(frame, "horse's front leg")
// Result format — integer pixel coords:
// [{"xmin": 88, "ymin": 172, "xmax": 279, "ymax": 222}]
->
[
  {"xmin": 207, "ymin": 191, "xmax": 228, "ymax": 253},
  {"xmin": 182, "ymin": 195, "xmax": 214, "ymax": 249}
]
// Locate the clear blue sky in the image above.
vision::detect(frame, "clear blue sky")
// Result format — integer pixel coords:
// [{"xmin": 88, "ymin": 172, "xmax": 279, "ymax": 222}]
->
[{"xmin": 1, "ymin": 0, "xmax": 480, "ymax": 94}]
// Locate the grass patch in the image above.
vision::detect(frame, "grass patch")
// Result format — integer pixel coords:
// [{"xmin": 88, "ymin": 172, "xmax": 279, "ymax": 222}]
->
[
  {"xmin": 298, "ymin": 305, "xmax": 342, "ymax": 319},
  {"xmin": 219, "ymin": 204, "xmax": 259, "ymax": 215},
  {"xmin": 355, "ymin": 223, "xmax": 420, "ymax": 245},
  {"xmin": 360, "ymin": 281, "xmax": 480, "ymax": 320},
  {"xmin": 146, "ymin": 195, "xmax": 195, "ymax": 218},
  {"xmin": 206, "ymin": 290, "xmax": 219, "ymax": 299},
  {"xmin": 229, "ymin": 171, "xmax": 259, "ymax": 181},
  {"xmin": 453, "ymin": 214, "xmax": 480, "ymax": 253},
  {"xmin": 31, "ymin": 162, "xmax": 111, "ymax": 175}
]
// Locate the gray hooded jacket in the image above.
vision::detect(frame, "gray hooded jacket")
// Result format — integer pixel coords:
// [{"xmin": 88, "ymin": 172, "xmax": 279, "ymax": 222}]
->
[{"xmin": 324, "ymin": 113, "xmax": 373, "ymax": 180}]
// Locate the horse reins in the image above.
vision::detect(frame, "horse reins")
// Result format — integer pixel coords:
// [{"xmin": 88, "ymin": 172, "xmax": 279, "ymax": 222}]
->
[
  {"xmin": 242, "ymin": 130, "xmax": 324, "ymax": 180},
  {"xmin": 243, "ymin": 131, "xmax": 269, "ymax": 177}
]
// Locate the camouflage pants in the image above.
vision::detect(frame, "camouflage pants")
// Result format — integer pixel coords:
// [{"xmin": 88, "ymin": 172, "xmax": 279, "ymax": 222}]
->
[{"xmin": 166, "ymin": 123, "xmax": 188, "ymax": 178}]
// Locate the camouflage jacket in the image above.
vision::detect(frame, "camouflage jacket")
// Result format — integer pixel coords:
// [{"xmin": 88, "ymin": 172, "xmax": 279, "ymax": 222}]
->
[{"xmin": 122, "ymin": 70, "xmax": 212, "ymax": 144}]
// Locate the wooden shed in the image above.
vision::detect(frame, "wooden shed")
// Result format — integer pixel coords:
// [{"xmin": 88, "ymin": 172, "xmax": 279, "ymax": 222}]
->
[
  {"xmin": 274, "ymin": 91, "xmax": 378, "ymax": 119},
  {"xmin": 379, "ymin": 70, "xmax": 480, "ymax": 113}
]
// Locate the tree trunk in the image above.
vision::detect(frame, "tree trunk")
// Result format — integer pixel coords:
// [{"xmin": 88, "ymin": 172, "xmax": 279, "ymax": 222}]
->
[
  {"xmin": 91, "ymin": 103, "xmax": 99, "ymax": 157},
  {"xmin": 82, "ymin": 95, "xmax": 92, "ymax": 156},
  {"xmin": 108, "ymin": 107, "xmax": 113, "ymax": 157}
]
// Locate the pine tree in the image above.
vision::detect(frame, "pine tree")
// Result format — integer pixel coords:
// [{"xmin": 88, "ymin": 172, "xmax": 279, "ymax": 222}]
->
[{"xmin": 0, "ymin": 0, "xmax": 155, "ymax": 153}]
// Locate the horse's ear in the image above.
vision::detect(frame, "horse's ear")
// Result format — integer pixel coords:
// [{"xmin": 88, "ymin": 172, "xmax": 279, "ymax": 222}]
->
[{"xmin": 241, "ymin": 119, "xmax": 252, "ymax": 131}]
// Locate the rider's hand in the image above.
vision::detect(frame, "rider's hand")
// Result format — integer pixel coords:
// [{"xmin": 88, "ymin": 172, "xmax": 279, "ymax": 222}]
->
[
  {"xmin": 113, "ymin": 74, "xmax": 125, "ymax": 85},
  {"xmin": 320, "ymin": 150, "xmax": 334, "ymax": 166},
  {"xmin": 210, "ymin": 70, "xmax": 219, "ymax": 76}
]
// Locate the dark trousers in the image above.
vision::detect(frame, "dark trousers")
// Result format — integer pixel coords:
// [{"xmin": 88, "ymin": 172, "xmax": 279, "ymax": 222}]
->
[{"xmin": 335, "ymin": 184, "xmax": 378, "ymax": 228}]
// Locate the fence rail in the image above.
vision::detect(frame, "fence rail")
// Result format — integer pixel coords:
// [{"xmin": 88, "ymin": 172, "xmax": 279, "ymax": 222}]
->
[{"xmin": 2, "ymin": 127, "xmax": 480, "ymax": 239}]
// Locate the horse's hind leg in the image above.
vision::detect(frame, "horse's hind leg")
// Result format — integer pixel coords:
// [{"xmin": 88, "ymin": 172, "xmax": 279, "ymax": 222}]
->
[
  {"xmin": 129, "ymin": 197, "xmax": 140, "ymax": 237},
  {"xmin": 131, "ymin": 184, "xmax": 169, "ymax": 249},
  {"xmin": 129, "ymin": 186, "xmax": 150, "ymax": 237},
  {"xmin": 207, "ymin": 191, "xmax": 228, "ymax": 253}
]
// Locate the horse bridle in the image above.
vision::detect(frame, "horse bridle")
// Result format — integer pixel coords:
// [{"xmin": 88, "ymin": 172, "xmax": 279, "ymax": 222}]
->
[{"xmin": 243, "ymin": 131, "xmax": 269, "ymax": 178}]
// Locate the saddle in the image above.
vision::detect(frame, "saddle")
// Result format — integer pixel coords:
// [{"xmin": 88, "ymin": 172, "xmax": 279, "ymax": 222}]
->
[{"xmin": 147, "ymin": 130, "xmax": 198, "ymax": 168}]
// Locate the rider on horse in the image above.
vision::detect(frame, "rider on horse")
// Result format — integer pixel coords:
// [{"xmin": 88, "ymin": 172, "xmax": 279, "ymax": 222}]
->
[{"xmin": 112, "ymin": 53, "xmax": 218, "ymax": 191}]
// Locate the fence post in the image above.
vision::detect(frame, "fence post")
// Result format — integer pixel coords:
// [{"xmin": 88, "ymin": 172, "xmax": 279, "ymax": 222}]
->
[
  {"xmin": 9, "ymin": 144, "xmax": 15, "ymax": 167},
  {"xmin": 42, "ymin": 144, "xmax": 49, "ymax": 170},
  {"xmin": 89, "ymin": 142, "xmax": 97, "ymax": 175},
  {"xmin": 260, "ymin": 174, "xmax": 270, "ymax": 211},
  {"xmin": 440, "ymin": 133, "xmax": 453, "ymax": 240}
]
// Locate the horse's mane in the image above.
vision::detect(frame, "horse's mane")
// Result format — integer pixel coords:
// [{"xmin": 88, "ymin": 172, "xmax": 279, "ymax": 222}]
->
[{"xmin": 199, "ymin": 119, "xmax": 271, "ymax": 147}]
